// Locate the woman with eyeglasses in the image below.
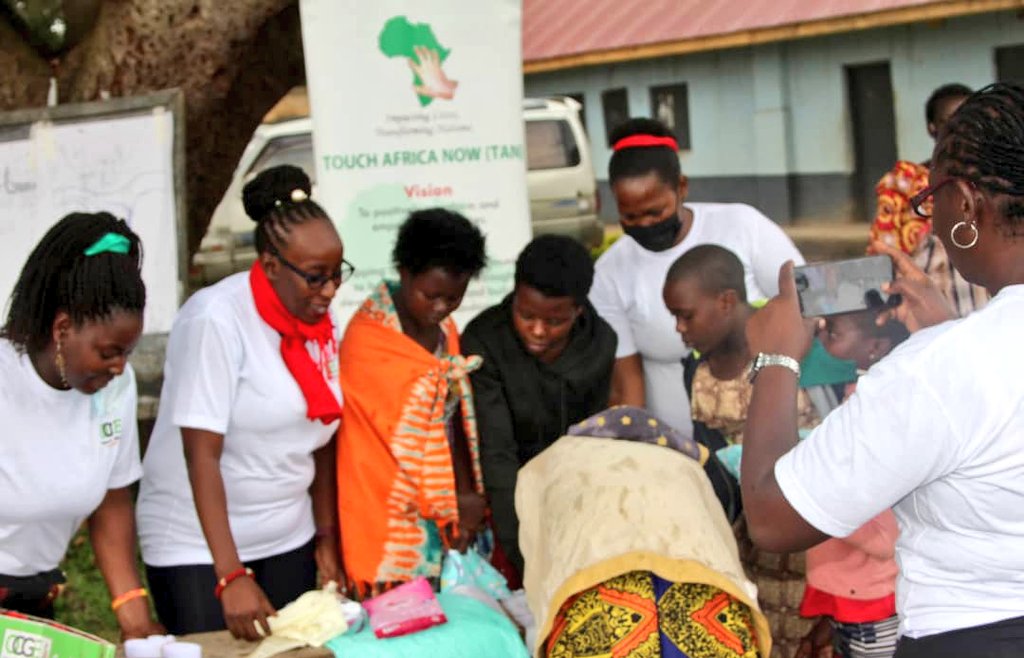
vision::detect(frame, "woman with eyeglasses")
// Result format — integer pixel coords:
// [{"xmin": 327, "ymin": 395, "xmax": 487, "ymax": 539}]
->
[
  {"xmin": 137, "ymin": 165, "xmax": 353, "ymax": 640},
  {"xmin": 336, "ymin": 208, "xmax": 488, "ymax": 598},
  {"xmin": 744, "ymin": 83, "xmax": 1024, "ymax": 657}
]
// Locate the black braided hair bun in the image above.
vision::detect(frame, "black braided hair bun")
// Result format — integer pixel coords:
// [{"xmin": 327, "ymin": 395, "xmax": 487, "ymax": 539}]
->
[{"xmin": 242, "ymin": 165, "xmax": 312, "ymax": 224}]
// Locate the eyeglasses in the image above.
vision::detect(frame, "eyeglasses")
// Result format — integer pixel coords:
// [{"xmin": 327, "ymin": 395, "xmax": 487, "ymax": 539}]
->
[
  {"xmin": 909, "ymin": 177, "xmax": 975, "ymax": 219},
  {"xmin": 267, "ymin": 242, "xmax": 355, "ymax": 290}
]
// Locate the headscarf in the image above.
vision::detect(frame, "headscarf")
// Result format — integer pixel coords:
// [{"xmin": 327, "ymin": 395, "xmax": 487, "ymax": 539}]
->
[{"xmin": 568, "ymin": 405, "xmax": 706, "ymax": 463}]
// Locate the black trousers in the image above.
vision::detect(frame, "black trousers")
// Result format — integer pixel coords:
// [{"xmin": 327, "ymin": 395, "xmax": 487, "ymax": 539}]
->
[
  {"xmin": 894, "ymin": 615, "xmax": 1024, "ymax": 658},
  {"xmin": 146, "ymin": 539, "xmax": 316, "ymax": 636},
  {"xmin": 0, "ymin": 593, "xmax": 55, "ymax": 619},
  {"xmin": 0, "ymin": 568, "xmax": 64, "ymax": 619}
]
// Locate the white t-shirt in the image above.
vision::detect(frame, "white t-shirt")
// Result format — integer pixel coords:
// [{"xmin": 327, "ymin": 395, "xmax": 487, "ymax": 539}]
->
[
  {"xmin": 590, "ymin": 203, "xmax": 803, "ymax": 436},
  {"xmin": 0, "ymin": 339, "xmax": 141, "ymax": 576},
  {"xmin": 776, "ymin": 284, "xmax": 1024, "ymax": 638},
  {"xmin": 137, "ymin": 273, "xmax": 341, "ymax": 567}
]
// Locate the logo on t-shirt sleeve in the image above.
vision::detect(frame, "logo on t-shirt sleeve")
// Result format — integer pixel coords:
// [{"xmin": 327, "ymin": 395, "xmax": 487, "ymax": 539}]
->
[{"xmin": 99, "ymin": 418, "xmax": 124, "ymax": 446}]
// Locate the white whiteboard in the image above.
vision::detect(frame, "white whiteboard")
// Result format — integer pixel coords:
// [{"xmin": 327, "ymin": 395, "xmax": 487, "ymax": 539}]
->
[{"xmin": 0, "ymin": 91, "xmax": 186, "ymax": 334}]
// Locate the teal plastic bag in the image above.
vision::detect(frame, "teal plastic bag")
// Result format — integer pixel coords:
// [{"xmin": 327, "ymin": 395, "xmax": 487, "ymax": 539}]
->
[
  {"xmin": 716, "ymin": 429, "xmax": 813, "ymax": 482},
  {"xmin": 440, "ymin": 549, "xmax": 511, "ymax": 601},
  {"xmin": 326, "ymin": 592, "xmax": 529, "ymax": 658},
  {"xmin": 716, "ymin": 444, "xmax": 744, "ymax": 481}
]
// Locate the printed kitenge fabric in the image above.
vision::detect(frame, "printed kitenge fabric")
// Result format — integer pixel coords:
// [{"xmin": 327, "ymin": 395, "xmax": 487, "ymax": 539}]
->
[
  {"xmin": 869, "ymin": 160, "xmax": 988, "ymax": 317},
  {"xmin": 517, "ymin": 423, "xmax": 772, "ymax": 657},
  {"xmin": 337, "ymin": 281, "xmax": 484, "ymax": 596},
  {"xmin": 685, "ymin": 361, "xmax": 818, "ymax": 658},
  {"xmin": 546, "ymin": 571, "xmax": 760, "ymax": 658},
  {"xmin": 871, "ymin": 161, "xmax": 932, "ymax": 255},
  {"xmin": 690, "ymin": 362, "xmax": 819, "ymax": 445}
]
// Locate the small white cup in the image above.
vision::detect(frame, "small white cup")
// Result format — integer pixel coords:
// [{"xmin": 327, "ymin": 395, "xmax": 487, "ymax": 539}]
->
[
  {"xmin": 124, "ymin": 638, "xmax": 161, "ymax": 658},
  {"xmin": 162, "ymin": 642, "xmax": 202, "ymax": 658},
  {"xmin": 148, "ymin": 635, "xmax": 176, "ymax": 646}
]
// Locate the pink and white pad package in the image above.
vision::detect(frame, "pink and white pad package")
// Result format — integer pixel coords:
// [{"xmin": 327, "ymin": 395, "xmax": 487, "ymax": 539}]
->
[{"xmin": 363, "ymin": 577, "xmax": 447, "ymax": 639}]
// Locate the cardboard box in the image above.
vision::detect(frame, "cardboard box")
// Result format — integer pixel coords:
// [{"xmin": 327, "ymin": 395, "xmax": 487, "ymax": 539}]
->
[{"xmin": 1, "ymin": 609, "xmax": 115, "ymax": 658}]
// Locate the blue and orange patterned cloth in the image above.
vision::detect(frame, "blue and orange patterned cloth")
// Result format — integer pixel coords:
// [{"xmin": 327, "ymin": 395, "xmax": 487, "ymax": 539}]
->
[
  {"xmin": 519, "ymin": 407, "xmax": 769, "ymax": 658},
  {"xmin": 546, "ymin": 570, "xmax": 760, "ymax": 658}
]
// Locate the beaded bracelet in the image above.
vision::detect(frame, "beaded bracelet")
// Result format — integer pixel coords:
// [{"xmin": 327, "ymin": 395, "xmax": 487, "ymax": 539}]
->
[
  {"xmin": 111, "ymin": 587, "xmax": 148, "ymax": 611},
  {"xmin": 214, "ymin": 567, "xmax": 254, "ymax": 599}
]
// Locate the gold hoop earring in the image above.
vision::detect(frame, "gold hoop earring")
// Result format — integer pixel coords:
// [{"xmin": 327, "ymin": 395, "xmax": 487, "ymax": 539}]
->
[
  {"xmin": 55, "ymin": 338, "xmax": 69, "ymax": 389},
  {"xmin": 951, "ymin": 221, "xmax": 979, "ymax": 249}
]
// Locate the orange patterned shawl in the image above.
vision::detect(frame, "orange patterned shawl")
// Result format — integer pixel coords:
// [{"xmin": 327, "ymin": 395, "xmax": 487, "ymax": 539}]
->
[
  {"xmin": 870, "ymin": 160, "xmax": 932, "ymax": 254},
  {"xmin": 337, "ymin": 281, "xmax": 483, "ymax": 592}
]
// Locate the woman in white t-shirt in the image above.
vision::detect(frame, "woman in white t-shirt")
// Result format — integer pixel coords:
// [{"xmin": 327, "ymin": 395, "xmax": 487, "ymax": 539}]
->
[
  {"xmin": 0, "ymin": 212, "xmax": 161, "ymax": 638},
  {"xmin": 589, "ymin": 118, "xmax": 803, "ymax": 437},
  {"xmin": 743, "ymin": 83, "xmax": 1024, "ymax": 656},
  {"xmin": 137, "ymin": 166, "xmax": 350, "ymax": 640}
]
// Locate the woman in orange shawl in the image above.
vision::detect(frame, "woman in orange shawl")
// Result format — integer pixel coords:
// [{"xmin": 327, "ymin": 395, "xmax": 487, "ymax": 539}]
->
[
  {"xmin": 870, "ymin": 83, "xmax": 988, "ymax": 316},
  {"xmin": 337, "ymin": 209, "xmax": 489, "ymax": 597}
]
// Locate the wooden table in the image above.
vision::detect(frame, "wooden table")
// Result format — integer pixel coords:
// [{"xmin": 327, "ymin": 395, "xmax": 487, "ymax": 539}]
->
[{"xmin": 117, "ymin": 632, "xmax": 332, "ymax": 658}]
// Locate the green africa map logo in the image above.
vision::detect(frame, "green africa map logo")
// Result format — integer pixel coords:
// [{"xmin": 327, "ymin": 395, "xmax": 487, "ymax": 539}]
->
[{"xmin": 379, "ymin": 16, "xmax": 457, "ymax": 107}]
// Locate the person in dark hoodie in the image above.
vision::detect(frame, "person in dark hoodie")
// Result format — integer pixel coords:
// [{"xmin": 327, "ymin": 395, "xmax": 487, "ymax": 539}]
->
[{"xmin": 462, "ymin": 234, "xmax": 617, "ymax": 579}]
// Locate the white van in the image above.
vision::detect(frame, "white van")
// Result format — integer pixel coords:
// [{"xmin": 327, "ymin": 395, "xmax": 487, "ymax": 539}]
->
[
  {"xmin": 522, "ymin": 97, "xmax": 602, "ymax": 246},
  {"xmin": 191, "ymin": 97, "xmax": 601, "ymax": 287}
]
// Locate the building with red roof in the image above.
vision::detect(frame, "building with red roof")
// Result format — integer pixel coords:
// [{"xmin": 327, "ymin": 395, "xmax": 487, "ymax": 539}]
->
[{"xmin": 522, "ymin": 0, "xmax": 1024, "ymax": 223}]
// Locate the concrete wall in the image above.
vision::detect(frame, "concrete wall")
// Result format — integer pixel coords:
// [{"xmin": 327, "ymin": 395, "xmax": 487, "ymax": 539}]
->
[{"xmin": 524, "ymin": 10, "xmax": 1024, "ymax": 224}]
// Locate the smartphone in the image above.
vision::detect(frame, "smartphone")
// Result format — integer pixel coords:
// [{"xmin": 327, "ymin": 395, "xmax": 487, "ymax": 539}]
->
[{"xmin": 793, "ymin": 255, "xmax": 896, "ymax": 317}]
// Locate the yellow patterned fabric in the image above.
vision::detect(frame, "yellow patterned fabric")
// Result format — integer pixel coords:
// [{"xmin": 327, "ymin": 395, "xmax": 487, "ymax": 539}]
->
[
  {"xmin": 516, "ymin": 435, "xmax": 771, "ymax": 658},
  {"xmin": 546, "ymin": 571, "xmax": 760, "ymax": 658}
]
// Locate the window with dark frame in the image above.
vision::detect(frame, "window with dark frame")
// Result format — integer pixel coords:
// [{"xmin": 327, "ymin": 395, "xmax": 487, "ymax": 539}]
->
[
  {"xmin": 601, "ymin": 88, "xmax": 629, "ymax": 147},
  {"xmin": 649, "ymin": 84, "xmax": 690, "ymax": 150},
  {"xmin": 995, "ymin": 44, "xmax": 1024, "ymax": 84}
]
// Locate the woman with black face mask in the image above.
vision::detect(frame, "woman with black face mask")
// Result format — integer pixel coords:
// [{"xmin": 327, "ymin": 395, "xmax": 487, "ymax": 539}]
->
[{"xmin": 589, "ymin": 118, "xmax": 804, "ymax": 437}]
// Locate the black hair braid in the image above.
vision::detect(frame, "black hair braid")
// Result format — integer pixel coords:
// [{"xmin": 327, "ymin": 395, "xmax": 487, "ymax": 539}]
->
[
  {"xmin": 255, "ymin": 201, "xmax": 331, "ymax": 252},
  {"xmin": 242, "ymin": 165, "xmax": 331, "ymax": 252},
  {"xmin": 937, "ymin": 83, "xmax": 1024, "ymax": 230},
  {"xmin": 2, "ymin": 212, "xmax": 146, "ymax": 354}
]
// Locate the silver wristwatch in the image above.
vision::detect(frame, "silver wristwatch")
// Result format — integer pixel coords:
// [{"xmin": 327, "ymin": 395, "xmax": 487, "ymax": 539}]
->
[{"xmin": 749, "ymin": 352, "xmax": 801, "ymax": 383}]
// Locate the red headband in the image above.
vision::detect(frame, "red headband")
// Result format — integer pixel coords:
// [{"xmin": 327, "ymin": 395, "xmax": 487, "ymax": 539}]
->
[{"xmin": 612, "ymin": 134, "xmax": 679, "ymax": 152}]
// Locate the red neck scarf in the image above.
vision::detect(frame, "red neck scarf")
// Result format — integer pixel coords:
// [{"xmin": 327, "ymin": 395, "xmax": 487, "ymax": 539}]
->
[{"xmin": 249, "ymin": 261, "xmax": 341, "ymax": 424}]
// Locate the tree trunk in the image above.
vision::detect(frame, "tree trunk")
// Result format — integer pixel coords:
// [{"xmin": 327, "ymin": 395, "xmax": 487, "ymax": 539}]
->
[{"xmin": 0, "ymin": 0, "xmax": 306, "ymax": 255}]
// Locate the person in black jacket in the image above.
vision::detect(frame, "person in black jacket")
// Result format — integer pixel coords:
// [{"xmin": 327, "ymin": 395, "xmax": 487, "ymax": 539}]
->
[{"xmin": 462, "ymin": 235, "xmax": 617, "ymax": 579}]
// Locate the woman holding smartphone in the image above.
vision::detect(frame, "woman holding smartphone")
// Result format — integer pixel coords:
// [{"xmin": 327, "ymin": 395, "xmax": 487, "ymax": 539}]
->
[{"xmin": 743, "ymin": 83, "xmax": 1024, "ymax": 657}]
